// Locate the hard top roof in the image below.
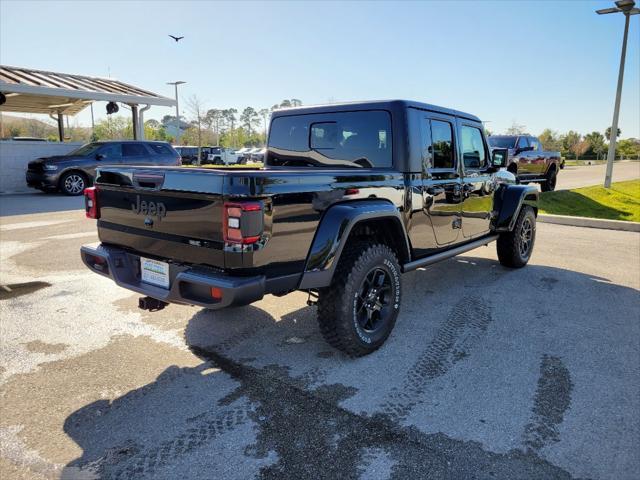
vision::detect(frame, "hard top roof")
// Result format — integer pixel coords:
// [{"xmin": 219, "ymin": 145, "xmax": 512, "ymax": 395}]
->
[{"xmin": 269, "ymin": 99, "xmax": 481, "ymax": 123}]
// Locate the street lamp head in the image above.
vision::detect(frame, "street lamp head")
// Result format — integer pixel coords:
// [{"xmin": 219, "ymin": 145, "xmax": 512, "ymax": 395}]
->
[
  {"xmin": 596, "ymin": 0, "xmax": 636, "ymax": 14},
  {"xmin": 615, "ymin": 0, "xmax": 635, "ymax": 10},
  {"xmin": 167, "ymin": 81, "xmax": 186, "ymax": 86}
]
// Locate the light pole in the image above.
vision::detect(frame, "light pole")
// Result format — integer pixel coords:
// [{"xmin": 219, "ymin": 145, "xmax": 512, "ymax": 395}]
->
[
  {"xmin": 596, "ymin": 0, "xmax": 639, "ymax": 188},
  {"xmin": 167, "ymin": 81, "xmax": 186, "ymax": 143}
]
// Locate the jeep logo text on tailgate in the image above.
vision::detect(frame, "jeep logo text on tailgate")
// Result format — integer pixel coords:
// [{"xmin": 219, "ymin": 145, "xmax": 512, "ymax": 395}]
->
[{"xmin": 132, "ymin": 195, "xmax": 166, "ymax": 221}]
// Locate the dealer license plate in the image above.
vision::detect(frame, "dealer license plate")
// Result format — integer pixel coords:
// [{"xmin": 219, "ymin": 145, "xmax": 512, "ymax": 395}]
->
[{"xmin": 140, "ymin": 257, "xmax": 170, "ymax": 289}]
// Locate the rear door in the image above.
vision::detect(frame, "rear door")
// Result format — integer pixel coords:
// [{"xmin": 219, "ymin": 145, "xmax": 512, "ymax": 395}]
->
[
  {"xmin": 458, "ymin": 120, "xmax": 494, "ymax": 239},
  {"xmin": 421, "ymin": 115, "xmax": 462, "ymax": 247},
  {"xmin": 147, "ymin": 143, "xmax": 178, "ymax": 165},
  {"xmin": 515, "ymin": 136, "xmax": 535, "ymax": 175},
  {"xmin": 528, "ymin": 136, "xmax": 546, "ymax": 175},
  {"xmin": 122, "ymin": 143, "xmax": 152, "ymax": 166}
]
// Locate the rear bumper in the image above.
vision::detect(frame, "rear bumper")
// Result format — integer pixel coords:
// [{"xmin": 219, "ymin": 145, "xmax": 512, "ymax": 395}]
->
[
  {"xmin": 26, "ymin": 171, "xmax": 60, "ymax": 190},
  {"xmin": 80, "ymin": 243, "xmax": 266, "ymax": 309}
]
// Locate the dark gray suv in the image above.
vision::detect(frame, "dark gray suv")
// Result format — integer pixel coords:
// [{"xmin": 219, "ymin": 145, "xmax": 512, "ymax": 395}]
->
[{"xmin": 26, "ymin": 140, "xmax": 181, "ymax": 195}]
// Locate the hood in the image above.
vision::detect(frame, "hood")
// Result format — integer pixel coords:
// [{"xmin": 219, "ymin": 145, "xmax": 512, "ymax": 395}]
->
[{"xmin": 37, "ymin": 155, "xmax": 82, "ymax": 164}]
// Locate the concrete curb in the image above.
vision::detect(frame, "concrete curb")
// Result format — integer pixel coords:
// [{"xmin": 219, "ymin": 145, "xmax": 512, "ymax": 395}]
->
[{"xmin": 538, "ymin": 214, "xmax": 640, "ymax": 232}]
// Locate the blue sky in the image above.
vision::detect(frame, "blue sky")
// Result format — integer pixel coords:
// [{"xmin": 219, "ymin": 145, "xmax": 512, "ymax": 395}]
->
[{"xmin": 1, "ymin": 0, "xmax": 638, "ymax": 137}]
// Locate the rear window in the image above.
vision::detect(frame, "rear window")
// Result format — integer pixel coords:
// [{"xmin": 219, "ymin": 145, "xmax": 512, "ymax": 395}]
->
[
  {"xmin": 148, "ymin": 143, "xmax": 174, "ymax": 155},
  {"xmin": 488, "ymin": 136, "xmax": 517, "ymax": 149},
  {"xmin": 122, "ymin": 144, "xmax": 148, "ymax": 156},
  {"xmin": 268, "ymin": 110, "xmax": 392, "ymax": 168}
]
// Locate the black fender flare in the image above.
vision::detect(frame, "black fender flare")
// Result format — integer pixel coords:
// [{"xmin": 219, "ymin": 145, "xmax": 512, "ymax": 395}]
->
[
  {"xmin": 493, "ymin": 184, "xmax": 538, "ymax": 232},
  {"xmin": 298, "ymin": 200, "xmax": 410, "ymax": 289}
]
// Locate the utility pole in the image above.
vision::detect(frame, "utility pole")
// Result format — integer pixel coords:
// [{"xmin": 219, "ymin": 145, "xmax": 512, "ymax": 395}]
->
[
  {"xmin": 596, "ymin": 0, "xmax": 639, "ymax": 188},
  {"xmin": 167, "ymin": 81, "xmax": 186, "ymax": 143}
]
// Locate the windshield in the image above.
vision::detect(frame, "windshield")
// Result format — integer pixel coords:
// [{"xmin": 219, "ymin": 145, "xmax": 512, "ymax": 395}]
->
[
  {"xmin": 268, "ymin": 110, "xmax": 392, "ymax": 168},
  {"xmin": 487, "ymin": 136, "xmax": 517, "ymax": 149},
  {"xmin": 67, "ymin": 142, "xmax": 103, "ymax": 156}
]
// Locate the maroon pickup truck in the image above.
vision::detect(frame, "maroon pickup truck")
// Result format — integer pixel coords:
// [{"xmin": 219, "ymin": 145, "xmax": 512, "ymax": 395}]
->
[{"xmin": 488, "ymin": 135, "xmax": 561, "ymax": 191}]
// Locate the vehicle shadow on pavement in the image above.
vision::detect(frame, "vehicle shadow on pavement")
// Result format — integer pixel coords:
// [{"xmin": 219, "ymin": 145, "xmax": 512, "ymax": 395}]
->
[{"xmin": 60, "ymin": 258, "xmax": 640, "ymax": 479}]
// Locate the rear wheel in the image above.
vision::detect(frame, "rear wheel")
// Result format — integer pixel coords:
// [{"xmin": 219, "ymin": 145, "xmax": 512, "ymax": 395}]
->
[
  {"xmin": 541, "ymin": 167, "xmax": 557, "ymax": 192},
  {"xmin": 317, "ymin": 242, "xmax": 401, "ymax": 357},
  {"xmin": 497, "ymin": 206, "xmax": 536, "ymax": 268},
  {"xmin": 60, "ymin": 171, "xmax": 87, "ymax": 196}
]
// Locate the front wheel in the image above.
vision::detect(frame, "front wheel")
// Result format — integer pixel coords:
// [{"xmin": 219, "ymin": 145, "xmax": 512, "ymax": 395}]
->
[
  {"xmin": 497, "ymin": 206, "xmax": 536, "ymax": 268},
  {"xmin": 317, "ymin": 243, "xmax": 402, "ymax": 357},
  {"xmin": 60, "ymin": 171, "xmax": 87, "ymax": 196},
  {"xmin": 541, "ymin": 168, "xmax": 557, "ymax": 192}
]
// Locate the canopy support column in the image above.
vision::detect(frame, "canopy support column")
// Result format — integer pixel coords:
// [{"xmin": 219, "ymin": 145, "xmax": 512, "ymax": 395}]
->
[
  {"xmin": 57, "ymin": 112, "xmax": 64, "ymax": 142},
  {"xmin": 131, "ymin": 104, "xmax": 139, "ymax": 140}
]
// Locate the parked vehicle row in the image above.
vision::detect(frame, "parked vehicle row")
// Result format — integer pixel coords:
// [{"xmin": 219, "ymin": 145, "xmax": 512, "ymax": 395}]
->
[
  {"xmin": 26, "ymin": 141, "xmax": 180, "ymax": 195},
  {"xmin": 81, "ymin": 100, "xmax": 538, "ymax": 357}
]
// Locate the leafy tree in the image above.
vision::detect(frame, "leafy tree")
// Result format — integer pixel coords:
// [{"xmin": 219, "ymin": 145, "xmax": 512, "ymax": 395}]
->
[
  {"xmin": 538, "ymin": 129, "xmax": 561, "ymax": 152},
  {"xmin": 570, "ymin": 139, "xmax": 590, "ymax": 161},
  {"xmin": 258, "ymin": 108, "xmax": 270, "ymax": 133},
  {"xmin": 605, "ymin": 127, "xmax": 621, "ymax": 141},
  {"xmin": 616, "ymin": 138, "xmax": 640, "ymax": 158},
  {"xmin": 240, "ymin": 107, "xmax": 260, "ymax": 138},
  {"xmin": 584, "ymin": 131, "xmax": 607, "ymax": 159},
  {"xmin": 93, "ymin": 116, "xmax": 131, "ymax": 140},
  {"xmin": 186, "ymin": 95, "xmax": 208, "ymax": 162},
  {"xmin": 561, "ymin": 130, "xmax": 581, "ymax": 159},
  {"xmin": 205, "ymin": 109, "xmax": 224, "ymax": 145}
]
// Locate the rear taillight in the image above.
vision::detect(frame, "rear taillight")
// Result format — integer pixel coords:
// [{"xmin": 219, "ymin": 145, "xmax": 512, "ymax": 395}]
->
[
  {"xmin": 223, "ymin": 201, "xmax": 263, "ymax": 244},
  {"xmin": 84, "ymin": 187, "xmax": 100, "ymax": 219}
]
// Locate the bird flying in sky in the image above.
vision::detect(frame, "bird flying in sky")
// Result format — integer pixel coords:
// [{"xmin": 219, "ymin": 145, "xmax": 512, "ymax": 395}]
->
[{"xmin": 169, "ymin": 35, "xmax": 184, "ymax": 42}]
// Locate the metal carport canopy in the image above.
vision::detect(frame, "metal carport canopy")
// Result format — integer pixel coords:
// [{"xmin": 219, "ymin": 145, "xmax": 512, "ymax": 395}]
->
[{"xmin": 0, "ymin": 65, "xmax": 176, "ymax": 139}]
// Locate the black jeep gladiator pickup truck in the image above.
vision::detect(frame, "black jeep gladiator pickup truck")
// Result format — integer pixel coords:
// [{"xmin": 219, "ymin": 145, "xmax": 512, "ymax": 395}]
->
[{"xmin": 81, "ymin": 100, "xmax": 538, "ymax": 356}]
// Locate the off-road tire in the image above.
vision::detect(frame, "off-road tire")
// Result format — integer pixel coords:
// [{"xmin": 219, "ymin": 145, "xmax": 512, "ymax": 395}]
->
[
  {"xmin": 317, "ymin": 242, "xmax": 402, "ymax": 357},
  {"xmin": 59, "ymin": 171, "xmax": 87, "ymax": 196},
  {"xmin": 497, "ymin": 205, "xmax": 536, "ymax": 268},
  {"xmin": 541, "ymin": 167, "xmax": 557, "ymax": 192}
]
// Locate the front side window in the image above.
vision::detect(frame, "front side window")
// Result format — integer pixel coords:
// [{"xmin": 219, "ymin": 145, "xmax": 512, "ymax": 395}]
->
[
  {"xmin": 68, "ymin": 143, "xmax": 102, "ymax": 157},
  {"xmin": 122, "ymin": 144, "xmax": 148, "ymax": 157},
  {"xmin": 529, "ymin": 137, "xmax": 540, "ymax": 151},
  {"xmin": 430, "ymin": 120, "xmax": 454, "ymax": 169},
  {"xmin": 461, "ymin": 126, "xmax": 487, "ymax": 169},
  {"xmin": 268, "ymin": 110, "xmax": 392, "ymax": 168}
]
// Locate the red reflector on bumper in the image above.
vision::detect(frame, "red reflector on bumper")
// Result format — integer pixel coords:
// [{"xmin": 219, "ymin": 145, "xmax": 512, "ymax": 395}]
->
[{"xmin": 210, "ymin": 287, "xmax": 223, "ymax": 300}]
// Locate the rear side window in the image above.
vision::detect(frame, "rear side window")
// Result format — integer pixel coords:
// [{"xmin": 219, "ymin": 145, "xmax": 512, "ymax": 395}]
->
[
  {"xmin": 122, "ymin": 144, "xmax": 148, "ymax": 156},
  {"xmin": 517, "ymin": 136, "xmax": 529, "ymax": 149},
  {"xmin": 529, "ymin": 137, "xmax": 540, "ymax": 151},
  {"xmin": 99, "ymin": 143, "xmax": 121, "ymax": 159},
  {"xmin": 268, "ymin": 110, "xmax": 392, "ymax": 168},
  {"xmin": 460, "ymin": 125, "xmax": 487, "ymax": 169},
  {"xmin": 430, "ymin": 120, "xmax": 454, "ymax": 169},
  {"xmin": 148, "ymin": 143, "xmax": 173, "ymax": 155}
]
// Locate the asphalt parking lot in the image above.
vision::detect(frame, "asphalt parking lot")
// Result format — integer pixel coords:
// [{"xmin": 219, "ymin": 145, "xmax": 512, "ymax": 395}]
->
[{"xmin": 0, "ymin": 195, "xmax": 638, "ymax": 480}]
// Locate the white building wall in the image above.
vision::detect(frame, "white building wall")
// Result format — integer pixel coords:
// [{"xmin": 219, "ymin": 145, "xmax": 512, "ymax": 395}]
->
[{"xmin": 0, "ymin": 141, "xmax": 83, "ymax": 193}]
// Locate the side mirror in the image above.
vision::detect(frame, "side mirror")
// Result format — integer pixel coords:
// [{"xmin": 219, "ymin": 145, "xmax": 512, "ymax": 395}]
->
[
  {"xmin": 516, "ymin": 146, "xmax": 534, "ymax": 154},
  {"xmin": 490, "ymin": 148, "xmax": 508, "ymax": 169},
  {"xmin": 95, "ymin": 153, "xmax": 105, "ymax": 160}
]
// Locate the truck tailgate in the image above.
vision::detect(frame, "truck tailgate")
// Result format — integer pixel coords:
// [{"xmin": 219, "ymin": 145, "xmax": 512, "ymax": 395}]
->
[{"xmin": 95, "ymin": 167, "xmax": 227, "ymax": 268}]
